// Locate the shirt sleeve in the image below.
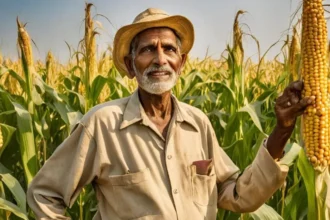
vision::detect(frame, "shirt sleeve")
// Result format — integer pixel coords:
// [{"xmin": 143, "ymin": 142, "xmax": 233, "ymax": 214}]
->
[
  {"xmin": 205, "ymin": 120, "xmax": 288, "ymax": 213},
  {"xmin": 27, "ymin": 123, "xmax": 100, "ymax": 219}
]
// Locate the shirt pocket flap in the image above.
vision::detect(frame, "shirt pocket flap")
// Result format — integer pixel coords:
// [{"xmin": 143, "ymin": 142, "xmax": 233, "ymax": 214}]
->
[{"xmin": 108, "ymin": 168, "xmax": 150, "ymax": 186}]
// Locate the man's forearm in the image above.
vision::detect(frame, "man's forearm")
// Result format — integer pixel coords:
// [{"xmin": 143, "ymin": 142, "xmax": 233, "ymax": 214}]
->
[{"xmin": 266, "ymin": 124, "xmax": 295, "ymax": 159}]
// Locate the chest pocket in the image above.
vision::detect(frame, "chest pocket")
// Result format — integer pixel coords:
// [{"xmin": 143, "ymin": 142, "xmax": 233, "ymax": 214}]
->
[
  {"xmin": 190, "ymin": 164, "xmax": 217, "ymax": 207},
  {"xmin": 108, "ymin": 168, "xmax": 162, "ymax": 219}
]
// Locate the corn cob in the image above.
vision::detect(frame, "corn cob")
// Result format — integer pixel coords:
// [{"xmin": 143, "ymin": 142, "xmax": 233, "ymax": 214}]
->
[{"xmin": 301, "ymin": 0, "xmax": 329, "ymax": 167}]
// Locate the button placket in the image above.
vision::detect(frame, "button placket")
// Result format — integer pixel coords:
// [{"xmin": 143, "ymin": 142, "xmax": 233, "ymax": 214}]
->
[{"xmin": 164, "ymin": 120, "xmax": 181, "ymax": 218}]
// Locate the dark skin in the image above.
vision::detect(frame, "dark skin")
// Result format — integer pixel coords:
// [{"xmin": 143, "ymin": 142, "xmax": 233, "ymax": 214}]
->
[
  {"xmin": 268, "ymin": 81, "xmax": 314, "ymax": 159},
  {"xmin": 124, "ymin": 28, "xmax": 187, "ymax": 138},
  {"xmin": 124, "ymin": 27, "xmax": 314, "ymax": 159}
]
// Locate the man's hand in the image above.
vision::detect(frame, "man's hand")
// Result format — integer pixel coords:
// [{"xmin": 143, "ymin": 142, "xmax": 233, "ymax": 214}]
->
[
  {"xmin": 275, "ymin": 80, "xmax": 314, "ymax": 128},
  {"xmin": 267, "ymin": 80, "xmax": 314, "ymax": 159}
]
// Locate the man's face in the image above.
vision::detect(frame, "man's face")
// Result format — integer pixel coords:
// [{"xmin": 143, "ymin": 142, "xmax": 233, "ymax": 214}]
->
[{"xmin": 127, "ymin": 28, "xmax": 186, "ymax": 95}]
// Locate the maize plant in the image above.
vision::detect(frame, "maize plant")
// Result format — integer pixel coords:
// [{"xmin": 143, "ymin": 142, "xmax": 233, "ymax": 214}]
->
[{"xmin": 16, "ymin": 18, "xmax": 38, "ymax": 185}]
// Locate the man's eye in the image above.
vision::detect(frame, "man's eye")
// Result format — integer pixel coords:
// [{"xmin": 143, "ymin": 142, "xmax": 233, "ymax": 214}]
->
[
  {"xmin": 141, "ymin": 46, "xmax": 153, "ymax": 52},
  {"xmin": 165, "ymin": 46, "xmax": 177, "ymax": 52}
]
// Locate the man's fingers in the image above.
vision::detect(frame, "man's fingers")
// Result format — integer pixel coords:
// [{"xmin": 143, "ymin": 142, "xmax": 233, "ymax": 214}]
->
[
  {"xmin": 289, "ymin": 92, "xmax": 300, "ymax": 105},
  {"xmin": 292, "ymin": 96, "xmax": 314, "ymax": 114},
  {"xmin": 299, "ymin": 96, "xmax": 314, "ymax": 108}
]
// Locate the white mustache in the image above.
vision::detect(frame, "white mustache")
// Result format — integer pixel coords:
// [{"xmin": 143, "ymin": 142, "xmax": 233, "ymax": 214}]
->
[{"xmin": 144, "ymin": 66, "xmax": 175, "ymax": 76}]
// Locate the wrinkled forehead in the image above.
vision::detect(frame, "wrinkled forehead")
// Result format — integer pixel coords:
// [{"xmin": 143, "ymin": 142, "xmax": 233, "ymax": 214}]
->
[
  {"xmin": 136, "ymin": 27, "xmax": 179, "ymax": 39},
  {"xmin": 130, "ymin": 27, "xmax": 180, "ymax": 49}
]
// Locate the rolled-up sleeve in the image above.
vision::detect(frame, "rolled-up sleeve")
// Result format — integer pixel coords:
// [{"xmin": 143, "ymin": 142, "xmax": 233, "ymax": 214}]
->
[
  {"xmin": 27, "ymin": 123, "xmax": 100, "ymax": 219},
  {"xmin": 203, "ymin": 116, "xmax": 288, "ymax": 213}
]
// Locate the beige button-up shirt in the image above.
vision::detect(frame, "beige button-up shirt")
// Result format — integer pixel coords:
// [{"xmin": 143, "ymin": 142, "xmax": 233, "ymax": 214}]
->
[{"xmin": 27, "ymin": 90, "xmax": 289, "ymax": 220}]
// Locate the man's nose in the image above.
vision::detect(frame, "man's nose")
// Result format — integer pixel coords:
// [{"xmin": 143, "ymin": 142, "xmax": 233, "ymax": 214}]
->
[{"xmin": 153, "ymin": 47, "xmax": 167, "ymax": 66}]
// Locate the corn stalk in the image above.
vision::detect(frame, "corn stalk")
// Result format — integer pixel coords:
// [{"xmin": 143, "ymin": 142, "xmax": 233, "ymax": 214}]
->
[
  {"xmin": 16, "ymin": 18, "xmax": 37, "ymax": 185},
  {"xmin": 84, "ymin": 3, "xmax": 98, "ymax": 112}
]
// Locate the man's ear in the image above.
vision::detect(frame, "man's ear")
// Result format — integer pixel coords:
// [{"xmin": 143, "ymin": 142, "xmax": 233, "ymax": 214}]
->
[
  {"xmin": 124, "ymin": 55, "xmax": 136, "ymax": 79},
  {"xmin": 179, "ymin": 53, "xmax": 188, "ymax": 73}
]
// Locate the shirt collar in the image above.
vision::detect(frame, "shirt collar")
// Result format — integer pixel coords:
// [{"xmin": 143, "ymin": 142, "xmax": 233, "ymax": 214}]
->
[
  {"xmin": 171, "ymin": 95, "xmax": 199, "ymax": 131},
  {"xmin": 119, "ymin": 90, "xmax": 144, "ymax": 129},
  {"xmin": 120, "ymin": 90, "xmax": 199, "ymax": 131}
]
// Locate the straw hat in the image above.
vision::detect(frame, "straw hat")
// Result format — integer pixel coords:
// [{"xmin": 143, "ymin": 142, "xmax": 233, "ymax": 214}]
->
[{"xmin": 113, "ymin": 8, "xmax": 194, "ymax": 76}]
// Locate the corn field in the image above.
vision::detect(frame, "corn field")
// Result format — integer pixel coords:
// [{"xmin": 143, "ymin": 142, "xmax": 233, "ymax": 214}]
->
[{"xmin": 0, "ymin": 2, "xmax": 329, "ymax": 220}]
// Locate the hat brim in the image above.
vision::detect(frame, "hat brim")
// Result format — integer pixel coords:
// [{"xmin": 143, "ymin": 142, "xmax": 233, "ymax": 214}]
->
[{"xmin": 113, "ymin": 15, "xmax": 194, "ymax": 76}]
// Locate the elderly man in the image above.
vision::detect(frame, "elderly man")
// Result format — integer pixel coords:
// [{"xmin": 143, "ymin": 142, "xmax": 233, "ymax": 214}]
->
[{"xmin": 27, "ymin": 8, "xmax": 313, "ymax": 220}]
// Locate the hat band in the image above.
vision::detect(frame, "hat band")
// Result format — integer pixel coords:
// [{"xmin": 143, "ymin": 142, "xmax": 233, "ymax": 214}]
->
[{"xmin": 134, "ymin": 14, "xmax": 170, "ymax": 24}]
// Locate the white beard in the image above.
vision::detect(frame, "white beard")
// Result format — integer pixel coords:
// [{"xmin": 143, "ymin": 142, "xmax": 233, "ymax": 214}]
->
[{"xmin": 133, "ymin": 63, "xmax": 179, "ymax": 95}]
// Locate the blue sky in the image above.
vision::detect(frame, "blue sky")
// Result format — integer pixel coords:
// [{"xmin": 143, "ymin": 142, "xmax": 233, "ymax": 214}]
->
[{"xmin": 0, "ymin": 0, "xmax": 323, "ymax": 63}]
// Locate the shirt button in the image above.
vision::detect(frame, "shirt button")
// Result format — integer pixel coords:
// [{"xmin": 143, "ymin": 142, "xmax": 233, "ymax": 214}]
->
[
  {"xmin": 167, "ymin": 155, "xmax": 172, "ymax": 160},
  {"xmin": 173, "ymin": 189, "xmax": 178, "ymax": 194}
]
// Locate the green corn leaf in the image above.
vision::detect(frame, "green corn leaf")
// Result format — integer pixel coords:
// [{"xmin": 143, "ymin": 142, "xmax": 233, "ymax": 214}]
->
[
  {"xmin": 67, "ymin": 111, "xmax": 83, "ymax": 132},
  {"xmin": 0, "ymin": 89, "xmax": 37, "ymax": 185},
  {"xmin": 256, "ymin": 90, "xmax": 276, "ymax": 102},
  {"xmin": 31, "ymin": 87, "xmax": 44, "ymax": 106},
  {"xmin": 208, "ymin": 109, "xmax": 228, "ymax": 129},
  {"xmin": 223, "ymin": 112, "xmax": 239, "ymax": 147},
  {"xmin": 33, "ymin": 73, "xmax": 63, "ymax": 102},
  {"xmin": 179, "ymin": 70, "xmax": 203, "ymax": 99},
  {"xmin": 90, "ymin": 75, "xmax": 107, "ymax": 104},
  {"xmin": 0, "ymin": 89, "xmax": 15, "ymax": 111},
  {"xmin": 297, "ymin": 148, "xmax": 316, "ymax": 220},
  {"xmin": 52, "ymin": 102, "xmax": 82, "ymax": 128},
  {"xmin": 211, "ymin": 81, "xmax": 236, "ymax": 102},
  {"xmin": 64, "ymin": 88, "xmax": 86, "ymax": 112},
  {"xmin": 0, "ymin": 110, "xmax": 16, "ymax": 117},
  {"xmin": 12, "ymin": 102, "xmax": 37, "ymax": 185},
  {"xmin": 314, "ymin": 167, "xmax": 330, "ymax": 220},
  {"xmin": 283, "ymin": 185, "xmax": 308, "ymax": 220},
  {"xmin": 0, "ymin": 197, "xmax": 28, "ymax": 220},
  {"xmin": 238, "ymin": 101, "xmax": 265, "ymax": 135},
  {"xmin": 113, "ymin": 76, "xmax": 132, "ymax": 94},
  {"xmin": 0, "ymin": 163, "xmax": 26, "ymax": 212},
  {"xmin": 279, "ymin": 142, "xmax": 301, "ymax": 167},
  {"xmin": 5, "ymin": 68, "xmax": 27, "ymax": 92},
  {"xmin": 247, "ymin": 203, "xmax": 283, "ymax": 220},
  {"xmin": 108, "ymin": 77, "xmax": 131, "ymax": 99}
]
